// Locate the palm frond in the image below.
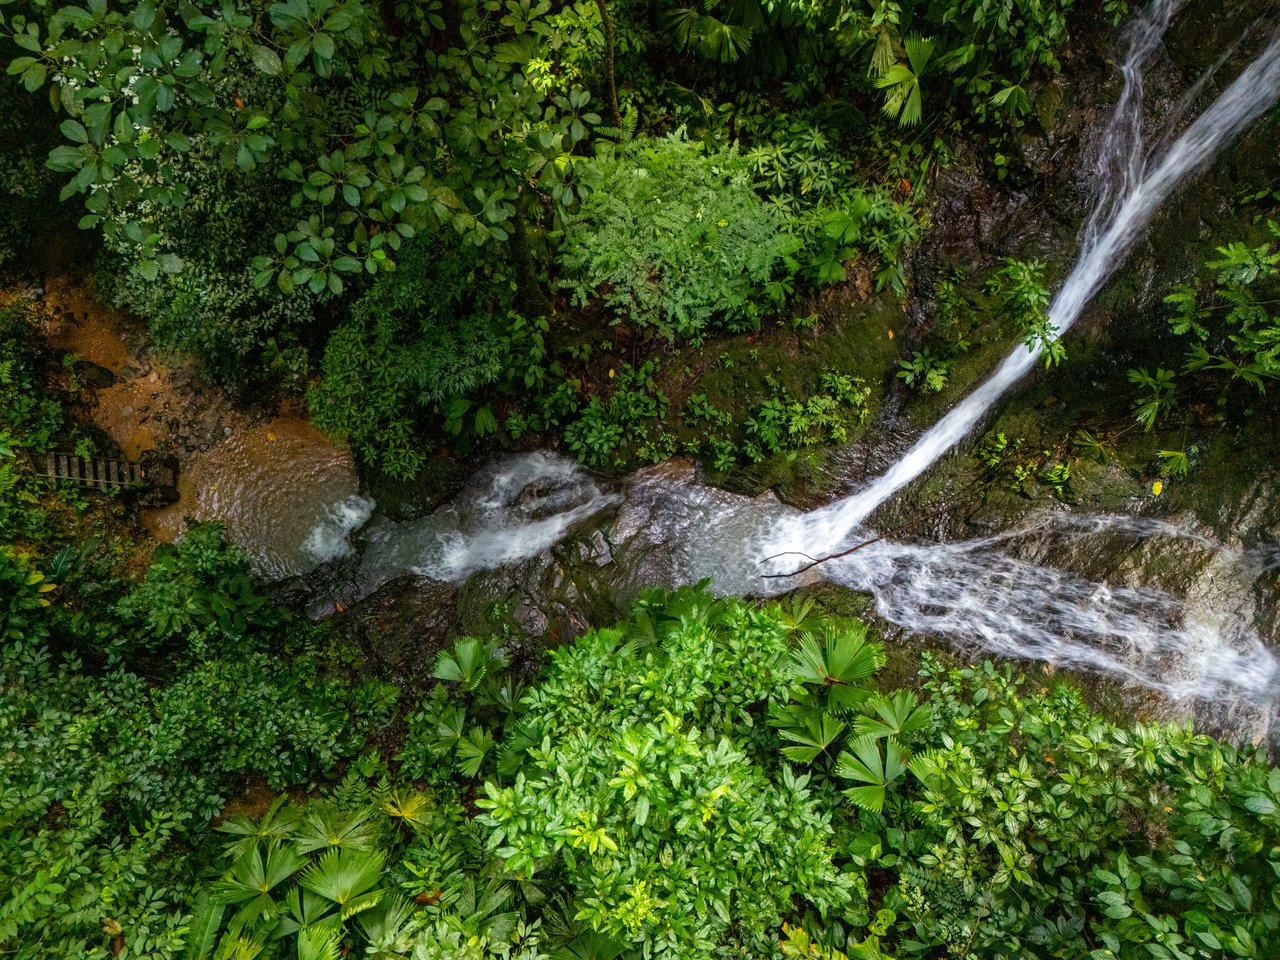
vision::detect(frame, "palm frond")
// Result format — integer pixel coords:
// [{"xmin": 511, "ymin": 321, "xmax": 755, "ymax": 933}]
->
[
  {"xmin": 769, "ymin": 703, "xmax": 847, "ymax": 764},
  {"xmin": 357, "ymin": 895, "xmax": 421, "ymax": 954},
  {"xmin": 293, "ymin": 806, "xmax": 378, "ymax": 855},
  {"xmin": 213, "ymin": 843, "xmax": 307, "ymax": 907},
  {"xmin": 296, "ymin": 925, "xmax": 341, "ymax": 960},
  {"xmin": 298, "ymin": 847, "xmax": 387, "ymax": 909},
  {"xmin": 382, "ymin": 788, "xmax": 432, "ymax": 832},
  {"xmin": 216, "ymin": 795, "xmax": 299, "ymax": 861},
  {"xmin": 834, "ymin": 736, "xmax": 911, "ymax": 813},
  {"xmin": 434, "ymin": 637, "xmax": 507, "ymax": 691},
  {"xmin": 789, "ymin": 622, "xmax": 884, "ymax": 709},
  {"xmin": 853, "ymin": 690, "xmax": 932, "ymax": 740},
  {"xmin": 278, "ymin": 886, "xmax": 341, "ymax": 938}
]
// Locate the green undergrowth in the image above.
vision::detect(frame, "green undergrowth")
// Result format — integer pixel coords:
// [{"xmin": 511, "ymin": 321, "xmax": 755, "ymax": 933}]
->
[
  {"xmin": 538, "ymin": 286, "xmax": 906, "ymax": 477},
  {"xmin": 7, "ymin": 554, "xmax": 1277, "ymax": 959}
]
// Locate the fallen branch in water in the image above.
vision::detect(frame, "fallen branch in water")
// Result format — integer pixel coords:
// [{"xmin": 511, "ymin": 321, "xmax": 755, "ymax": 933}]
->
[{"xmin": 760, "ymin": 499, "xmax": 963, "ymax": 579}]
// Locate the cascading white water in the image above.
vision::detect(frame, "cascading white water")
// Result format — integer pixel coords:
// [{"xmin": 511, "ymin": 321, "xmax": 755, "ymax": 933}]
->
[
  {"xmin": 355, "ymin": 453, "xmax": 620, "ymax": 587},
  {"xmin": 347, "ymin": 2, "xmax": 1280, "ymax": 708},
  {"xmin": 756, "ymin": 6, "xmax": 1280, "ymax": 565}
]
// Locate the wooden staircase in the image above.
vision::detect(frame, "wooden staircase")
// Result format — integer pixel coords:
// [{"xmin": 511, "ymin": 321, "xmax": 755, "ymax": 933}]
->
[{"xmin": 43, "ymin": 452, "xmax": 146, "ymax": 490}]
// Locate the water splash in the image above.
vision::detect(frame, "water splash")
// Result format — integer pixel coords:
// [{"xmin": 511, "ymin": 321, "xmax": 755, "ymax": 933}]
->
[
  {"xmin": 350, "ymin": 454, "xmax": 1277, "ymax": 703},
  {"xmin": 355, "ymin": 452, "xmax": 619, "ymax": 590},
  {"xmin": 806, "ymin": 520, "xmax": 1275, "ymax": 702},
  {"xmin": 146, "ymin": 417, "xmax": 373, "ymax": 578},
  {"xmin": 304, "ymin": 494, "xmax": 377, "ymax": 566}
]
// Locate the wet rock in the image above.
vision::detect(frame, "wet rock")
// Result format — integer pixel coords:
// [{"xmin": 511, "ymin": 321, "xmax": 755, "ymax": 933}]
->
[
  {"xmin": 362, "ymin": 454, "xmax": 463, "ymax": 522},
  {"xmin": 339, "ymin": 575, "xmax": 458, "ymax": 680},
  {"xmin": 79, "ymin": 361, "xmax": 117, "ymax": 389},
  {"xmin": 136, "ymin": 452, "xmax": 181, "ymax": 508},
  {"xmin": 925, "ymin": 162, "xmax": 1025, "ymax": 271},
  {"xmin": 583, "ymin": 529, "xmax": 612, "ymax": 567}
]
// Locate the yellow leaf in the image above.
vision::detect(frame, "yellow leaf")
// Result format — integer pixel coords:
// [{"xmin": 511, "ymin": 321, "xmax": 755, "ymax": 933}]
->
[{"xmin": 1151, "ymin": 480, "xmax": 1163, "ymax": 496}]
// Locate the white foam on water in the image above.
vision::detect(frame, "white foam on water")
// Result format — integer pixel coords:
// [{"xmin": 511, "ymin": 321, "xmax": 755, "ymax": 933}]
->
[
  {"xmin": 304, "ymin": 494, "xmax": 378, "ymax": 564},
  {"xmin": 754, "ymin": 13, "xmax": 1280, "ymax": 565},
  {"xmin": 355, "ymin": 452, "xmax": 620, "ymax": 588}
]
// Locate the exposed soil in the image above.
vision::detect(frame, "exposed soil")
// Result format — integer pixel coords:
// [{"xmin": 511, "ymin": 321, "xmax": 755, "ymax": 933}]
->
[{"xmin": 25, "ymin": 268, "xmax": 367, "ymax": 575}]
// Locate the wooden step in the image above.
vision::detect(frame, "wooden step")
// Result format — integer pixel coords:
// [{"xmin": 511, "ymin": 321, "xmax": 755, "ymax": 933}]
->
[{"xmin": 42, "ymin": 452, "xmax": 146, "ymax": 489}]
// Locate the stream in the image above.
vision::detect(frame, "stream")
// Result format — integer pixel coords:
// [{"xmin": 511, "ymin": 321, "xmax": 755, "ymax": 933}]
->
[{"xmin": 170, "ymin": 1, "xmax": 1280, "ymax": 718}]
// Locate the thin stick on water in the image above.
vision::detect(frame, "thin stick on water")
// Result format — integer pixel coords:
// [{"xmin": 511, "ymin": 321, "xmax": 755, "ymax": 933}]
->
[{"xmin": 760, "ymin": 499, "xmax": 964, "ymax": 578}]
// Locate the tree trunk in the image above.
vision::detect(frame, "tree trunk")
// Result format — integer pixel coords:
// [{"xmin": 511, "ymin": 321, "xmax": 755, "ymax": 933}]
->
[
  {"xmin": 511, "ymin": 195, "xmax": 551, "ymax": 318},
  {"xmin": 595, "ymin": 0, "xmax": 622, "ymax": 129}
]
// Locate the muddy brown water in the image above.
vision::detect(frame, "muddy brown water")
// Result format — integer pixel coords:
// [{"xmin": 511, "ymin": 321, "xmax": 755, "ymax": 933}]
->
[
  {"xmin": 144, "ymin": 417, "xmax": 373, "ymax": 579},
  {"xmin": 33, "ymin": 279, "xmax": 372, "ymax": 578}
]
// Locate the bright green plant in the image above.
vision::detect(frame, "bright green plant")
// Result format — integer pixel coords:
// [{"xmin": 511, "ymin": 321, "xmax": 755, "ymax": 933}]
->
[
  {"xmin": 741, "ymin": 375, "xmax": 870, "ymax": 463},
  {"xmin": 477, "ymin": 588, "xmax": 855, "ymax": 958},
  {"xmin": 1157, "ymin": 446, "xmax": 1194, "ymax": 477},
  {"xmin": 308, "ymin": 237, "xmax": 509, "ymax": 479},
  {"xmin": 559, "ymin": 135, "xmax": 802, "ymax": 340},
  {"xmin": 564, "ymin": 361, "xmax": 668, "ymax": 467},
  {"xmin": 876, "ymin": 35, "xmax": 935, "ymax": 127},
  {"xmin": 896, "ymin": 348, "xmax": 950, "ymax": 392},
  {"xmin": 114, "ymin": 522, "xmax": 280, "ymax": 652},
  {"xmin": 1040, "ymin": 459, "xmax": 1071, "ymax": 498},
  {"xmin": 1127, "ymin": 366, "xmax": 1177, "ymax": 432},
  {"xmin": 988, "ymin": 257, "xmax": 1063, "ymax": 366},
  {"xmin": 205, "ymin": 799, "xmax": 415, "ymax": 957},
  {"xmin": 1161, "ymin": 226, "xmax": 1280, "ymax": 410},
  {"xmin": 805, "ymin": 187, "xmax": 921, "ymax": 293}
]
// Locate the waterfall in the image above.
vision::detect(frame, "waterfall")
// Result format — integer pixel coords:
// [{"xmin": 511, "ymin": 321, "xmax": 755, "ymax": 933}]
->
[
  {"xmin": 757, "ymin": 5, "xmax": 1280, "ymax": 565},
  {"xmin": 348, "ymin": 2, "xmax": 1280, "ymax": 710}
]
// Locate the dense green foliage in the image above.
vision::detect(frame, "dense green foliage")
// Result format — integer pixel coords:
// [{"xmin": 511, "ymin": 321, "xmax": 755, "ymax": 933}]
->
[
  {"xmin": 4, "ymin": 422, "xmax": 1280, "ymax": 960},
  {"xmin": 478, "ymin": 594, "xmax": 853, "ymax": 957},
  {"xmin": 0, "ymin": 0, "xmax": 1089, "ymax": 474},
  {"xmin": 308, "ymin": 236, "xmax": 510, "ymax": 477},
  {"xmin": 0, "ymin": 532, "xmax": 394, "ymax": 958},
  {"xmin": 1123, "ymin": 222, "xmax": 1280, "ymax": 474},
  {"xmin": 560, "ymin": 137, "xmax": 800, "ymax": 340},
  {"xmin": 7, "ymin": 4, "xmax": 1280, "ymax": 956}
]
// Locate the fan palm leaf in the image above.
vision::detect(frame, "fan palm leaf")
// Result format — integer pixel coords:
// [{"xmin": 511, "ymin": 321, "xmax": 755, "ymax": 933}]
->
[
  {"xmin": 213, "ymin": 843, "xmax": 306, "ymax": 907},
  {"xmin": 834, "ymin": 735, "xmax": 911, "ymax": 813},
  {"xmin": 854, "ymin": 690, "xmax": 933, "ymax": 740},
  {"xmin": 216, "ymin": 796, "xmax": 299, "ymax": 861},
  {"xmin": 788, "ymin": 623, "xmax": 884, "ymax": 709},
  {"xmin": 298, "ymin": 848, "xmax": 386, "ymax": 910},
  {"xmin": 434, "ymin": 637, "xmax": 506, "ymax": 690},
  {"xmin": 357, "ymin": 895, "xmax": 421, "ymax": 956},
  {"xmin": 277, "ymin": 886, "xmax": 341, "ymax": 939},
  {"xmin": 296, "ymin": 926, "xmax": 341, "ymax": 960},
  {"xmin": 768, "ymin": 703, "xmax": 847, "ymax": 764},
  {"xmin": 876, "ymin": 35, "xmax": 935, "ymax": 127},
  {"xmin": 293, "ymin": 806, "xmax": 378, "ymax": 854}
]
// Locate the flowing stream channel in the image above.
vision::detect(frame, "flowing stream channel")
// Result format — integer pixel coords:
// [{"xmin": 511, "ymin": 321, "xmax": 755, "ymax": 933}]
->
[{"xmin": 290, "ymin": 1, "xmax": 1280, "ymax": 711}]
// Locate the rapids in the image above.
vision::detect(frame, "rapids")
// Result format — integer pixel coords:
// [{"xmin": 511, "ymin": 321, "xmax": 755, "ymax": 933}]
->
[{"xmin": 336, "ymin": 0, "xmax": 1280, "ymax": 707}]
